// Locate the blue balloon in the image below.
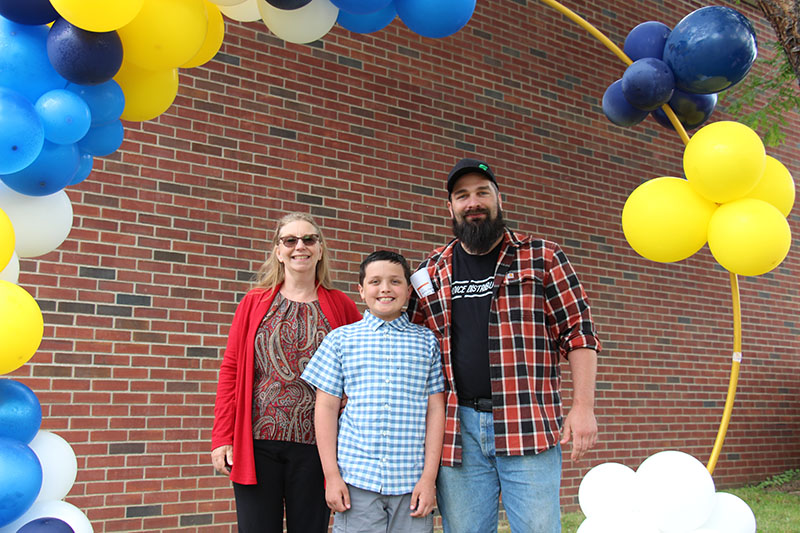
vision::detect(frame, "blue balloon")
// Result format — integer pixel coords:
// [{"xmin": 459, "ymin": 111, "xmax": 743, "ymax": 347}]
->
[
  {"xmin": 395, "ymin": 0, "xmax": 475, "ymax": 38},
  {"xmin": 0, "ymin": 141, "xmax": 79, "ymax": 196},
  {"xmin": 264, "ymin": 0, "xmax": 312, "ymax": 8},
  {"xmin": 621, "ymin": 57, "xmax": 674, "ymax": 111},
  {"xmin": 0, "ymin": 16, "xmax": 66, "ymax": 103},
  {"xmin": 68, "ymin": 152, "xmax": 93, "ymax": 186},
  {"xmin": 0, "ymin": 87, "xmax": 45, "ymax": 175},
  {"xmin": 0, "ymin": 0, "xmax": 58, "ymax": 25},
  {"xmin": 66, "ymin": 81, "xmax": 125, "ymax": 126},
  {"xmin": 663, "ymin": 6, "xmax": 757, "ymax": 94},
  {"xmin": 78, "ymin": 120, "xmax": 124, "ymax": 157},
  {"xmin": 18, "ymin": 518, "xmax": 75, "ymax": 533},
  {"xmin": 0, "ymin": 437, "xmax": 42, "ymax": 527},
  {"xmin": 602, "ymin": 79, "xmax": 649, "ymax": 127},
  {"xmin": 35, "ymin": 89, "xmax": 92, "ymax": 145},
  {"xmin": 47, "ymin": 18, "xmax": 123, "ymax": 86},
  {"xmin": 624, "ymin": 21, "xmax": 671, "ymax": 61},
  {"xmin": 0, "ymin": 380, "xmax": 42, "ymax": 445},
  {"xmin": 331, "ymin": 0, "xmax": 392, "ymax": 15},
  {"xmin": 651, "ymin": 89, "xmax": 717, "ymax": 131},
  {"xmin": 338, "ymin": 3, "xmax": 396, "ymax": 34}
]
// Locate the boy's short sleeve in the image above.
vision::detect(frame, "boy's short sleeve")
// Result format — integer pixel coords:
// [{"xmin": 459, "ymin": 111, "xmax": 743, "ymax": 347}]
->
[
  {"xmin": 301, "ymin": 330, "xmax": 344, "ymax": 398},
  {"xmin": 426, "ymin": 331, "xmax": 445, "ymax": 394}
]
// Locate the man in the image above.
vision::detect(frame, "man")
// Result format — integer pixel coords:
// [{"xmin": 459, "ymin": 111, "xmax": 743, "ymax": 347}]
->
[{"xmin": 407, "ymin": 158, "xmax": 601, "ymax": 533}]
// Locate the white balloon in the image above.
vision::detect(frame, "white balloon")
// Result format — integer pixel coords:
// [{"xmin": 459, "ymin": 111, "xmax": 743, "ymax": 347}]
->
[
  {"xmin": 0, "ymin": 500, "xmax": 92, "ymax": 533},
  {"xmin": 634, "ymin": 450, "xmax": 716, "ymax": 533},
  {"xmin": 0, "ymin": 251, "xmax": 19, "ymax": 283},
  {"xmin": 576, "ymin": 513, "xmax": 659, "ymax": 533},
  {"xmin": 29, "ymin": 430, "xmax": 78, "ymax": 502},
  {"xmin": 210, "ymin": 0, "xmax": 248, "ymax": 6},
  {"xmin": 258, "ymin": 0, "xmax": 338, "ymax": 44},
  {"xmin": 219, "ymin": 0, "xmax": 262, "ymax": 21},
  {"xmin": 697, "ymin": 492, "xmax": 757, "ymax": 533},
  {"xmin": 0, "ymin": 182, "xmax": 73, "ymax": 258},
  {"xmin": 578, "ymin": 462, "xmax": 637, "ymax": 518}
]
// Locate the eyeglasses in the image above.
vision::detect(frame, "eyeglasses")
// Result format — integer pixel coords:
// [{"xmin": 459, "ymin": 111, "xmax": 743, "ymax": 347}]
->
[{"xmin": 278, "ymin": 234, "xmax": 320, "ymax": 248}]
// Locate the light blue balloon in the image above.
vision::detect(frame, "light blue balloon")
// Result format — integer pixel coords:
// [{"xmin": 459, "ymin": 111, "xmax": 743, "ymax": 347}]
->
[
  {"xmin": 0, "ymin": 141, "xmax": 79, "ymax": 196},
  {"xmin": 338, "ymin": 3, "xmax": 396, "ymax": 33},
  {"xmin": 66, "ymin": 80, "xmax": 125, "ymax": 126},
  {"xmin": 68, "ymin": 152, "xmax": 93, "ymax": 186},
  {"xmin": 78, "ymin": 120, "xmax": 124, "ymax": 157},
  {"xmin": 331, "ymin": 0, "xmax": 392, "ymax": 15},
  {"xmin": 0, "ymin": 16, "xmax": 66, "ymax": 103},
  {"xmin": 0, "ymin": 87, "xmax": 44, "ymax": 175},
  {"xmin": 395, "ymin": 0, "xmax": 475, "ymax": 38},
  {"xmin": 0, "ymin": 437, "xmax": 42, "ymax": 527},
  {"xmin": 35, "ymin": 89, "xmax": 92, "ymax": 145}
]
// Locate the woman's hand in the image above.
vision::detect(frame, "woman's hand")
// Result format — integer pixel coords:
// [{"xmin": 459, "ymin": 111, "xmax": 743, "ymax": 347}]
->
[{"xmin": 211, "ymin": 445, "xmax": 233, "ymax": 475}]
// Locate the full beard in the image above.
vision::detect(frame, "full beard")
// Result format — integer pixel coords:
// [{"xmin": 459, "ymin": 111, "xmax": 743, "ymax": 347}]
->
[{"xmin": 452, "ymin": 208, "xmax": 506, "ymax": 254}]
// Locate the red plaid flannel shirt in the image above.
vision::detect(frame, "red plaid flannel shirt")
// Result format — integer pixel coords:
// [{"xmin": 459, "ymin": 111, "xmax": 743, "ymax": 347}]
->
[{"xmin": 407, "ymin": 228, "xmax": 601, "ymax": 466}]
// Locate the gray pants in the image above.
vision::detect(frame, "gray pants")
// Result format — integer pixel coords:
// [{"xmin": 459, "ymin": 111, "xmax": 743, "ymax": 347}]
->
[{"xmin": 333, "ymin": 484, "xmax": 434, "ymax": 533}]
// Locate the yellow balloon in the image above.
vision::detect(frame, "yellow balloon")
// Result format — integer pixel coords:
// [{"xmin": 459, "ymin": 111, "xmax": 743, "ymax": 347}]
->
[
  {"xmin": 622, "ymin": 177, "xmax": 718, "ymax": 263},
  {"xmin": 50, "ymin": 0, "xmax": 144, "ymax": 32},
  {"xmin": 0, "ymin": 280, "xmax": 44, "ymax": 375},
  {"xmin": 0, "ymin": 207, "xmax": 14, "ymax": 272},
  {"xmin": 182, "ymin": 2, "xmax": 226, "ymax": 68},
  {"xmin": 707, "ymin": 198, "xmax": 791, "ymax": 276},
  {"xmin": 745, "ymin": 155, "xmax": 795, "ymax": 217},
  {"xmin": 118, "ymin": 0, "xmax": 209, "ymax": 70},
  {"xmin": 683, "ymin": 121, "xmax": 766, "ymax": 204},
  {"xmin": 115, "ymin": 61, "xmax": 180, "ymax": 122}
]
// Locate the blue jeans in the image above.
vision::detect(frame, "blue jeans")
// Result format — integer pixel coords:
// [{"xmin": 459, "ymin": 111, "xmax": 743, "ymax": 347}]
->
[{"xmin": 436, "ymin": 406, "xmax": 562, "ymax": 533}]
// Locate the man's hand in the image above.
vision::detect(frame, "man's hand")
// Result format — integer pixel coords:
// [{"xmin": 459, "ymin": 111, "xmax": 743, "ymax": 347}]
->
[
  {"xmin": 211, "ymin": 445, "xmax": 233, "ymax": 475},
  {"xmin": 324, "ymin": 474, "xmax": 351, "ymax": 513},
  {"xmin": 560, "ymin": 405, "xmax": 597, "ymax": 461}
]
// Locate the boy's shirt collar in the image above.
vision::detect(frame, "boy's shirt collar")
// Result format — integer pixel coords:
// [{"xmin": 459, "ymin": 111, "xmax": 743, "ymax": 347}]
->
[{"xmin": 363, "ymin": 309, "xmax": 412, "ymax": 331}]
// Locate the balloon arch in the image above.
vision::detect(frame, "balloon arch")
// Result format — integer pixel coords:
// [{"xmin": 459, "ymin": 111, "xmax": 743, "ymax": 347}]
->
[{"xmin": 0, "ymin": 0, "xmax": 792, "ymax": 531}]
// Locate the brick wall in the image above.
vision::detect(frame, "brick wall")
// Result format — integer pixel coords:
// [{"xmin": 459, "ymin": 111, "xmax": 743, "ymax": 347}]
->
[{"xmin": 8, "ymin": 0, "xmax": 800, "ymax": 531}]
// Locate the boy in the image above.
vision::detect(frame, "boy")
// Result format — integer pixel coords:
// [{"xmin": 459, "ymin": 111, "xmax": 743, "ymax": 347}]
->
[{"xmin": 301, "ymin": 250, "xmax": 445, "ymax": 533}]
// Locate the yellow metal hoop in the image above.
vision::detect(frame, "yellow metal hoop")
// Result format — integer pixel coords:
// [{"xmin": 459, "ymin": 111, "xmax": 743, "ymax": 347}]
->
[{"xmin": 538, "ymin": 0, "xmax": 742, "ymax": 475}]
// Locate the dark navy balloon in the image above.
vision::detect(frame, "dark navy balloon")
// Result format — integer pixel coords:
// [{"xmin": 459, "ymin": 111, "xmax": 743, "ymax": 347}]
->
[
  {"xmin": 338, "ymin": 3, "xmax": 396, "ymax": 34},
  {"xmin": 47, "ymin": 18, "xmax": 123, "ymax": 86},
  {"xmin": 663, "ymin": 6, "xmax": 757, "ymax": 94},
  {"xmin": 18, "ymin": 517, "xmax": 75, "ymax": 533},
  {"xmin": 602, "ymin": 79, "xmax": 649, "ymax": 127},
  {"xmin": 264, "ymin": 0, "xmax": 312, "ymax": 9},
  {"xmin": 621, "ymin": 57, "xmax": 674, "ymax": 111},
  {"xmin": 624, "ymin": 21, "xmax": 671, "ymax": 61},
  {"xmin": 651, "ymin": 89, "xmax": 717, "ymax": 131},
  {"xmin": 0, "ymin": 0, "xmax": 58, "ymax": 25},
  {"xmin": 0, "ymin": 379, "xmax": 42, "ymax": 444}
]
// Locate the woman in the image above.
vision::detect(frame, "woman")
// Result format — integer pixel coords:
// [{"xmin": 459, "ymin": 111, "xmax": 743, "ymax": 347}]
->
[{"xmin": 211, "ymin": 212, "xmax": 361, "ymax": 532}]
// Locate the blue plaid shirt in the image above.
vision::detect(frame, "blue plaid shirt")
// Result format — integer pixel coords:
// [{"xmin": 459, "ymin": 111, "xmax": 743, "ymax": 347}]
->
[{"xmin": 302, "ymin": 311, "xmax": 445, "ymax": 495}]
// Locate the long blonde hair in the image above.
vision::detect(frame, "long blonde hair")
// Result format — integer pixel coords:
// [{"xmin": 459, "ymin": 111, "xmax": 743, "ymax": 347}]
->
[{"xmin": 253, "ymin": 212, "xmax": 333, "ymax": 290}]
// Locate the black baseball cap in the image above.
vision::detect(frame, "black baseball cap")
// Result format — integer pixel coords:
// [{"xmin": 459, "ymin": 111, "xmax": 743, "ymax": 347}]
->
[{"xmin": 447, "ymin": 158, "xmax": 498, "ymax": 194}]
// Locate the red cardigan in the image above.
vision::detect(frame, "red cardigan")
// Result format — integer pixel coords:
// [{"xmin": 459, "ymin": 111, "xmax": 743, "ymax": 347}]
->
[{"xmin": 211, "ymin": 285, "xmax": 361, "ymax": 485}]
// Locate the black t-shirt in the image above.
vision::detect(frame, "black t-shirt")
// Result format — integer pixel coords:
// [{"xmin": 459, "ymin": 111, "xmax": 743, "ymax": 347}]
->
[{"xmin": 451, "ymin": 241, "xmax": 502, "ymax": 400}]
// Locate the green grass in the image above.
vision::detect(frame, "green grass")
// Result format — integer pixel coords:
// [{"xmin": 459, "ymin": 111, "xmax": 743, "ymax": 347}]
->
[{"xmin": 497, "ymin": 469, "xmax": 800, "ymax": 533}]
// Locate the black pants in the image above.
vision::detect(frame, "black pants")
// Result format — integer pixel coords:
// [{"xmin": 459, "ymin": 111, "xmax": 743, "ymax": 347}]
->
[{"xmin": 233, "ymin": 440, "xmax": 330, "ymax": 533}]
